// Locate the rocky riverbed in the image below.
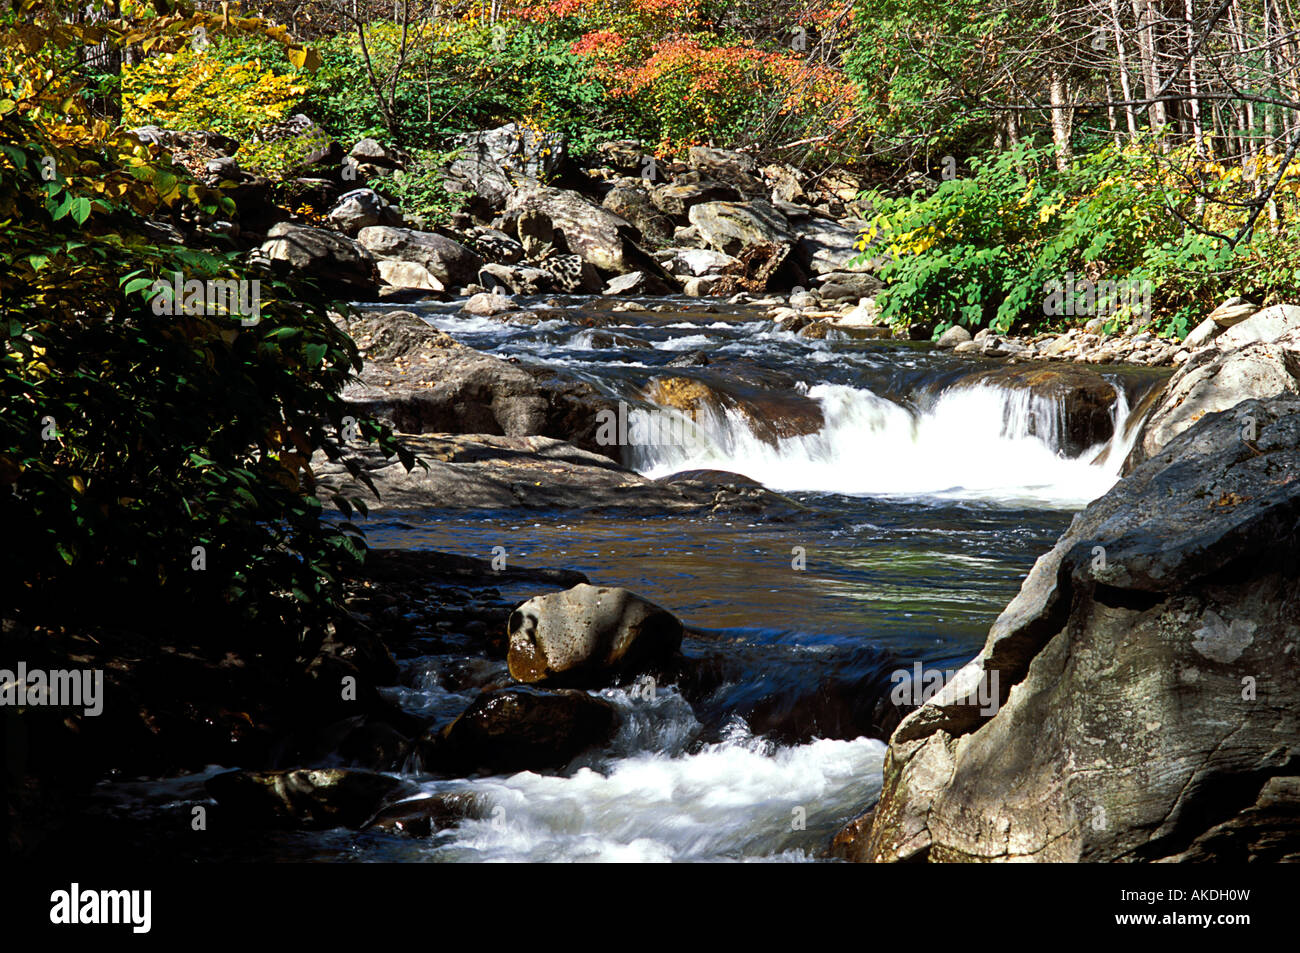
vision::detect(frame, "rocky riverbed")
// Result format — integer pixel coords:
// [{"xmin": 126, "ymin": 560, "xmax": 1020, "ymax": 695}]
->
[{"xmin": 13, "ymin": 117, "xmax": 1300, "ymax": 863}]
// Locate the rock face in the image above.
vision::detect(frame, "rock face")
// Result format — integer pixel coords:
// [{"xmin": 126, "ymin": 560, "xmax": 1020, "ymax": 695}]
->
[
  {"xmin": 446, "ymin": 123, "xmax": 564, "ymax": 208},
  {"xmin": 425, "ymin": 686, "xmax": 619, "ymax": 775},
  {"xmin": 259, "ymin": 223, "xmax": 378, "ymax": 293},
  {"xmin": 1124, "ymin": 326, "xmax": 1300, "ymax": 472},
  {"xmin": 507, "ymin": 584, "xmax": 684, "ymax": 685},
  {"xmin": 860, "ymin": 396, "xmax": 1300, "ymax": 862}
]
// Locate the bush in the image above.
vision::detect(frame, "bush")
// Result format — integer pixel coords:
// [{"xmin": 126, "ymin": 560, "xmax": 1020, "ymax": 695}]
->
[{"xmin": 1, "ymin": 24, "xmax": 408, "ymax": 653}]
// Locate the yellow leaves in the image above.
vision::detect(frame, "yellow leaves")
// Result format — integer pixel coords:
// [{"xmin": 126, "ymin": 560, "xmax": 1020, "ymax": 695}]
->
[{"xmin": 285, "ymin": 46, "xmax": 322, "ymax": 72}]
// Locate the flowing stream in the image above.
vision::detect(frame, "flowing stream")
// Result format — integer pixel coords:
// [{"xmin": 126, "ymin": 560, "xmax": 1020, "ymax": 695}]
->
[{"xmin": 90, "ymin": 295, "xmax": 1169, "ymax": 862}]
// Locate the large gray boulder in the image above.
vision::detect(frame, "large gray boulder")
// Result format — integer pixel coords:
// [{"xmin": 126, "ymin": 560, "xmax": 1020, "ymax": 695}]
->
[
  {"xmin": 602, "ymin": 183, "xmax": 675, "ymax": 246},
  {"xmin": 857, "ymin": 395, "xmax": 1300, "ymax": 862},
  {"xmin": 507, "ymin": 584, "xmax": 684, "ymax": 685},
  {"xmin": 688, "ymin": 199, "xmax": 794, "ymax": 256},
  {"xmin": 687, "ymin": 146, "xmax": 766, "ymax": 196},
  {"xmin": 505, "ymin": 186, "xmax": 676, "ymax": 290},
  {"xmin": 259, "ymin": 222, "xmax": 377, "ymax": 293},
  {"xmin": 356, "ymin": 225, "xmax": 483, "ymax": 287},
  {"xmin": 1124, "ymin": 326, "xmax": 1300, "ymax": 471}
]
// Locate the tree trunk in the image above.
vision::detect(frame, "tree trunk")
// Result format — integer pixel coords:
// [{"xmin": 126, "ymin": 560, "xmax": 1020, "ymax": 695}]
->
[{"xmin": 1049, "ymin": 71, "xmax": 1073, "ymax": 170}]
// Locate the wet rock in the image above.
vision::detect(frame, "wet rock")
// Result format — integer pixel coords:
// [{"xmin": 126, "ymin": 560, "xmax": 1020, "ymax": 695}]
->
[
  {"xmin": 206, "ymin": 768, "xmax": 419, "ymax": 829},
  {"xmin": 363, "ymin": 792, "xmax": 486, "ymax": 837},
  {"xmin": 507, "ymin": 584, "xmax": 684, "ymax": 685},
  {"xmin": 357, "ymin": 225, "xmax": 483, "ymax": 287},
  {"xmin": 827, "ymin": 808, "xmax": 876, "ymax": 862},
  {"xmin": 425, "ymin": 686, "xmax": 619, "ymax": 774},
  {"xmin": 643, "ymin": 374, "xmax": 824, "ymax": 442},
  {"xmin": 863, "ymin": 396, "xmax": 1300, "ymax": 862},
  {"xmin": 603, "ymin": 270, "xmax": 657, "ymax": 295}
]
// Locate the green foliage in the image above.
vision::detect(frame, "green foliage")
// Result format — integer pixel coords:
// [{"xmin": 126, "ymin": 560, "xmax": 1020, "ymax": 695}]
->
[
  {"xmin": 1, "ymin": 26, "xmax": 410, "ymax": 651},
  {"xmin": 303, "ymin": 19, "xmax": 614, "ymax": 155},
  {"xmin": 385, "ymin": 148, "xmax": 464, "ymax": 228},
  {"xmin": 856, "ymin": 143, "xmax": 1255, "ymax": 338}
]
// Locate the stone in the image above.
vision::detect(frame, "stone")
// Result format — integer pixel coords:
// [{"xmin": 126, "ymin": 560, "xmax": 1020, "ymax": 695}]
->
[
  {"xmin": 259, "ymin": 222, "xmax": 377, "ymax": 294},
  {"xmin": 936, "ymin": 325, "xmax": 973, "ymax": 348},
  {"xmin": 507, "ymin": 584, "xmax": 684, "ymax": 685},
  {"xmin": 688, "ymin": 200, "xmax": 794, "ymax": 255},
  {"xmin": 357, "ymin": 225, "xmax": 483, "ymax": 286},
  {"xmin": 1208, "ymin": 295, "xmax": 1259, "ymax": 328},
  {"xmin": 461, "ymin": 291, "xmax": 516, "ymax": 316},
  {"xmin": 206, "ymin": 768, "xmax": 418, "ymax": 829},
  {"xmin": 1216, "ymin": 304, "xmax": 1300, "ymax": 350}
]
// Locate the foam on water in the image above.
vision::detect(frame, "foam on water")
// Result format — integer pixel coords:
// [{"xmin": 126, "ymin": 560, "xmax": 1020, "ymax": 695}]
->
[{"xmin": 422, "ymin": 715, "xmax": 886, "ymax": 863}]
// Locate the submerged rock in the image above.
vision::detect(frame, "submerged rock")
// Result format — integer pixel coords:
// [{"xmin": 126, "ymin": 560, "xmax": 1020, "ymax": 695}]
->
[
  {"xmin": 206, "ymin": 768, "xmax": 418, "ymax": 829},
  {"xmin": 507, "ymin": 584, "xmax": 684, "ymax": 685},
  {"xmin": 424, "ymin": 686, "xmax": 619, "ymax": 775}
]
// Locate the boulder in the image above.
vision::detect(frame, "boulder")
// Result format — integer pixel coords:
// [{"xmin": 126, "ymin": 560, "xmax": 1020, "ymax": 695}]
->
[
  {"xmin": 602, "ymin": 183, "xmax": 675, "ymax": 246},
  {"xmin": 506, "ymin": 186, "xmax": 675, "ymax": 290},
  {"xmin": 478, "ymin": 262, "xmax": 552, "ymax": 295},
  {"xmin": 595, "ymin": 139, "xmax": 652, "ymax": 176},
  {"xmin": 687, "ymin": 146, "xmax": 766, "ymax": 196},
  {"xmin": 1207, "ymin": 295, "xmax": 1259, "ymax": 328},
  {"xmin": 1217, "ymin": 303, "xmax": 1300, "ymax": 350},
  {"xmin": 862, "ymin": 396, "xmax": 1300, "ymax": 862},
  {"xmin": 667, "ymin": 248, "xmax": 737, "ymax": 277},
  {"xmin": 259, "ymin": 222, "xmax": 377, "ymax": 294},
  {"xmin": 815, "ymin": 270, "xmax": 884, "ymax": 302},
  {"xmin": 425, "ymin": 686, "xmax": 619, "ymax": 775},
  {"xmin": 1181, "ymin": 316, "xmax": 1222, "ymax": 350},
  {"xmin": 688, "ymin": 200, "xmax": 794, "ymax": 256},
  {"xmin": 652, "ymin": 178, "xmax": 740, "ymax": 218},
  {"xmin": 798, "ymin": 216, "xmax": 871, "ymax": 275},
  {"xmin": 461, "ymin": 291, "xmax": 517, "ymax": 316},
  {"xmin": 1124, "ymin": 327, "xmax": 1300, "ymax": 471},
  {"xmin": 506, "ymin": 584, "xmax": 684, "ymax": 685},
  {"xmin": 376, "ymin": 259, "xmax": 444, "ymax": 293},
  {"xmin": 950, "ymin": 364, "xmax": 1121, "ymax": 456},
  {"xmin": 357, "ymin": 225, "xmax": 483, "ymax": 287},
  {"xmin": 348, "ymin": 137, "xmax": 405, "ymax": 170},
  {"xmin": 537, "ymin": 254, "xmax": 604, "ymax": 294},
  {"xmin": 328, "ymin": 187, "xmax": 390, "ymax": 234},
  {"xmin": 936, "ymin": 325, "xmax": 973, "ymax": 348}
]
